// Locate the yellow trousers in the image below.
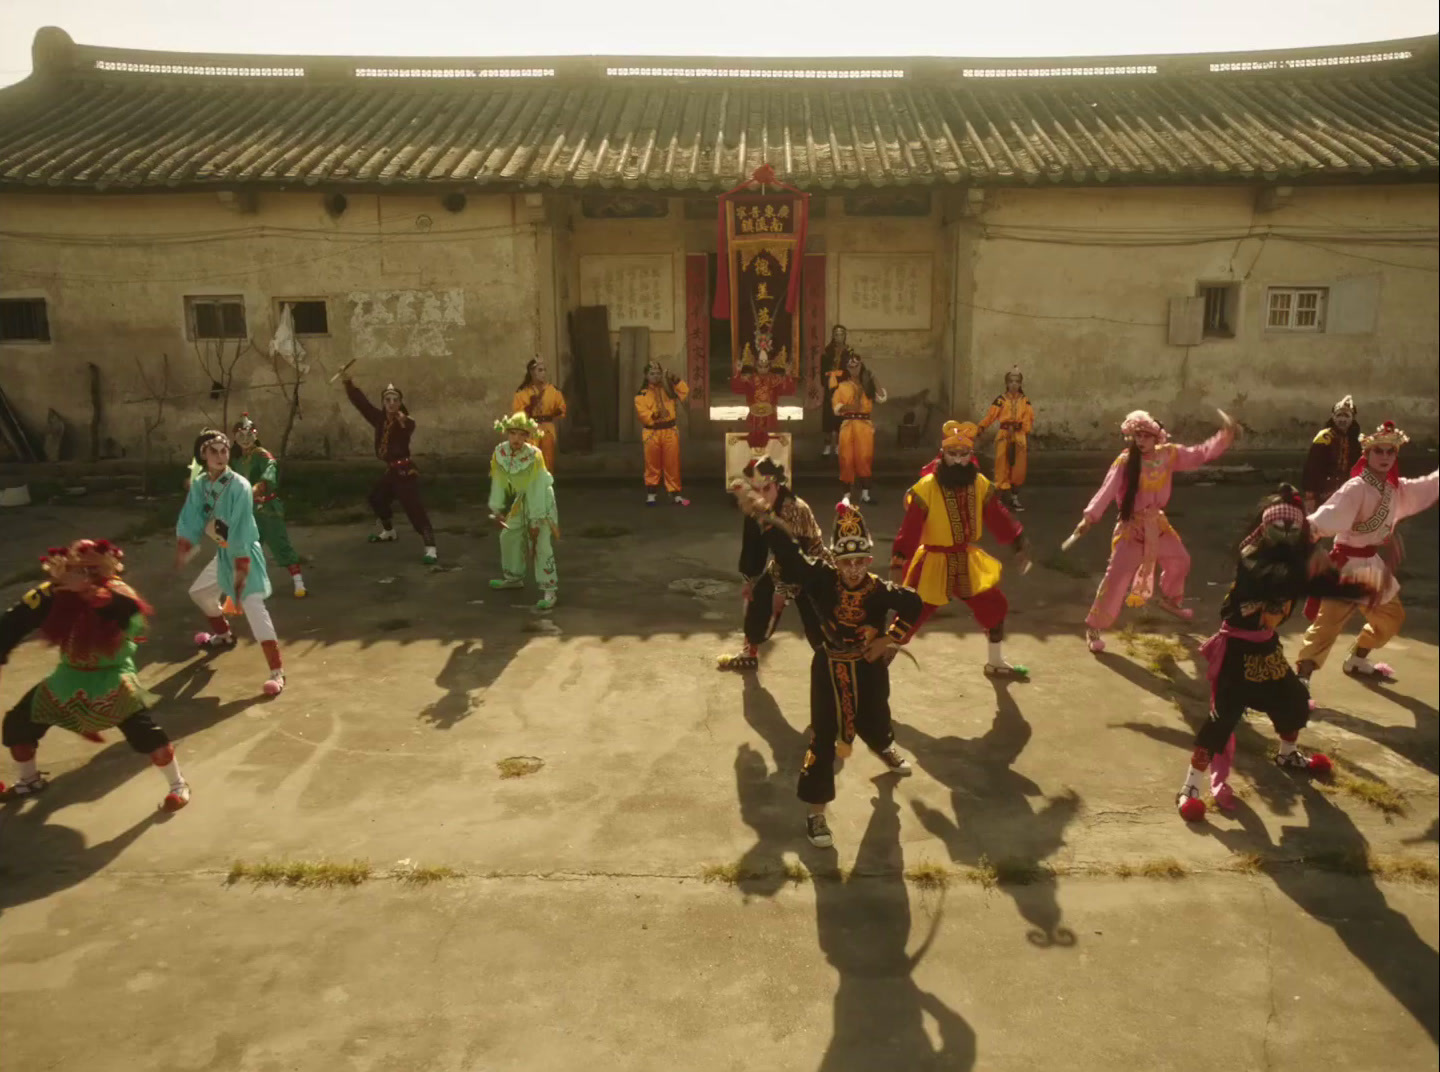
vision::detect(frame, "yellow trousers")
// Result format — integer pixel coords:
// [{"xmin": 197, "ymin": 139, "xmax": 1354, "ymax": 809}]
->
[
  {"xmin": 538, "ymin": 421, "xmax": 558, "ymax": 472},
  {"xmin": 643, "ymin": 427, "xmax": 682, "ymax": 492},
  {"xmin": 993, "ymin": 433, "xmax": 1027, "ymax": 490},
  {"xmin": 1296, "ymin": 597, "xmax": 1405, "ymax": 668},
  {"xmin": 838, "ymin": 418, "xmax": 874, "ymax": 484}
]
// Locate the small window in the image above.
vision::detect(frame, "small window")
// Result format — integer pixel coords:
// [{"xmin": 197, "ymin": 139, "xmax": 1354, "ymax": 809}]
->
[
  {"xmin": 0, "ymin": 298, "xmax": 50, "ymax": 342},
  {"xmin": 280, "ymin": 299, "xmax": 329, "ymax": 336},
  {"xmin": 186, "ymin": 296, "xmax": 247, "ymax": 340},
  {"xmin": 1199, "ymin": 283, "xmax": 1238, "ymax": 338},
  {"xmin": 1266, "ymin": 287, "xmax": 1327, "ymax": 332}
]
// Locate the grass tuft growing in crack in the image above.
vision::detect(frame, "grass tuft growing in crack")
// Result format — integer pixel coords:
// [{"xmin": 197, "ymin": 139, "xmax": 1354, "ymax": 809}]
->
[
  {"xmin": 904, "ymin": 861, "xmax": 953, "ymax": 891},
  {"xmin": 227, "ymin": 859, "xmax": 372, "ymax": 888}
]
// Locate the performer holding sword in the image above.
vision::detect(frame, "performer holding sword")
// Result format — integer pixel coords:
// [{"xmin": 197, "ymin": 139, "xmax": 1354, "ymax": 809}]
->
[{"xmin": 1065, "ymin": 408, "xmax": 1238, "ymax": 653}]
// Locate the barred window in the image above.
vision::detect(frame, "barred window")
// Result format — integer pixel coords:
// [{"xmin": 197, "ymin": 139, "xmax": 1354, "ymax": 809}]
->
[
  {"xmin": 0, "ymin": 298, "xmax": 50, "ymax": 342},
  {"xmin": 187, "ymin": 296, "xmax": 247, "ymax": 340},
  {"xmin": 1266, "ymin": 287, "xmax": 1326, "ymax": 332}
]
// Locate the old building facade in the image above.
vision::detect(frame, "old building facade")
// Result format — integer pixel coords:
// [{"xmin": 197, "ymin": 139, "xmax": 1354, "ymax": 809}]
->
[{"xmin": 1, "ymin": 27, "xmax": 1436, "ymax": 461}]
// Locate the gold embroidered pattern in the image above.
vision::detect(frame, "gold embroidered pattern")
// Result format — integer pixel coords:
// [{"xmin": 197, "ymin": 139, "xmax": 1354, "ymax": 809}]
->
[
  {"xmin": 1242, "ymin": 649, "xmax": 1290, "ymax": 684},
  {"xmin": 828, "ymin": 657, "xmax": 858, "ymax": 744},
  {"xmin": 1353, "ymin": 469, "xmax": 1394, "ymax": 535},
  {"xmin": 940, "ymin": 484, "xmax": 977, "ymax": 598},
  {"xmin": 834, "ymin": 576, "xmax": 874, "ymax": 626}
]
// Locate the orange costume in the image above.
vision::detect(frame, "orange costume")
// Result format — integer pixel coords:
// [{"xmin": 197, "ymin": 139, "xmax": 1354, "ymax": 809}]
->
[
  {"xmin": 976, "ymin": 366, "xmax": 1035, "ymax": 496},
  {"xmin": 513, "ymin": 383, "xmax": 567, "ymax": 472},
  {"xmin": 636, "ymin": 373, "xmax": 690, "ymax": 498},
  {"xmin": 832, "ymin": 378, "xmax": 875, "ymax": 486}
]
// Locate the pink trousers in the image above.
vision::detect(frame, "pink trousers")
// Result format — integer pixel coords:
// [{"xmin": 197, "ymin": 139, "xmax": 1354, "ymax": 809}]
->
[{"xmin": 1085, "ymin": 531, "xmax": 1191, "ymax": 630}]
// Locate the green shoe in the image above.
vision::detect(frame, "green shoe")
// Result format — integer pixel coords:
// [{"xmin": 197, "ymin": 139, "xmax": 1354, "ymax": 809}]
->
[
  {"xmin": 489, "ymin": 578, "xmax": 524, "ymax": 590},
  {"xmin": 984, "ymin": 662, "xmax": 1030, "ymax": 680},
  {"xmin": 535, "ymin": 594, "xmax": 558, "ymax": 610}
]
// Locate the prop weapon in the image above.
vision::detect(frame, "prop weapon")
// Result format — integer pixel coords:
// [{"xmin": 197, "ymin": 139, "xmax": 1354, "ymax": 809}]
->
[{"xmin": 328, "ymin": 358, "xmax": 357, "ymax": 385}]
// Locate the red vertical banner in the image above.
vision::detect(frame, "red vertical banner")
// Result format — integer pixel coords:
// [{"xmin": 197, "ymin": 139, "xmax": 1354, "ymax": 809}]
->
[
  {"xmin": 801, "ymin": 253, "xmax": 827, "ymax": 409},
  {"xmin": 684, "ymin": 253, "xmax": 710, "ymax": 411}
]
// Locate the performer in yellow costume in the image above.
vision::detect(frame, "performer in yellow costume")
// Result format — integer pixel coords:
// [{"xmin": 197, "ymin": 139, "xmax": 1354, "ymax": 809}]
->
[
  {"xmin": 832, "ymin": 352, "xmax": 884, "ymax": 504},
  {"xmin": 976, "ymin": 365, "xmax": 1035, "ymax": 511},
  {"xmin": 890, "ymin": 420, "xmax": 1031, "ymax": 678},
  {"xmin": 513, "ymin": 358, "xmax": 567, "ymax": 473},
  {"xmin": 635, "ymin": 360, "xmax": 690, "ymax": 506}
]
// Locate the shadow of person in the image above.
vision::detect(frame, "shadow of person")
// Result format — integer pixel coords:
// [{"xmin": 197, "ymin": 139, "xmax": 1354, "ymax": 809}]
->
[
  {"xmin": 1319, "ymin": 682, "xmax": 1438, "ymax": 776},
  {"xmin": 814, "ymin": 777, "xmax": 976, "ymax": 1071},
  {"xmin": 733, "ymin": 675, "xmax": 809, "ymax": 899},
  {"xmin": 0, "ymin": 809, "xmax": 160, "ymax": 914},
  {"xmin": 899, "ymin": 679, "xmax": 1079, "ymax": 948},
  {"xmin": 418, "ymin": 634, "xmax": 531, "ymax": 730},
  {"xmin": 1206, "ymin": 782, "xmax": 1439, "ymax": 1044}
]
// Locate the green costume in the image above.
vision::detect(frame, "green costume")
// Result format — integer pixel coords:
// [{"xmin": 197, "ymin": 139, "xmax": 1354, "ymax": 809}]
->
[
  {"xmin": 489, "ymin": 435, "xmax": 559, "ymax": 606},
  {"xmin": 233, "ymin": 445, "xmax": 301, "ymax": 569}
]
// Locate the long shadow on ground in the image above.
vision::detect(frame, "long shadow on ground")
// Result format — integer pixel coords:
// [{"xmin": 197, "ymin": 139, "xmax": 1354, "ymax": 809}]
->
[
  {"xmin": 897, "ymin": 680, "xmax": 1081, "ymax": 948},
  {"xmin": 813, "ymin": 777, "xmax": 976, "ymax": 1071}
]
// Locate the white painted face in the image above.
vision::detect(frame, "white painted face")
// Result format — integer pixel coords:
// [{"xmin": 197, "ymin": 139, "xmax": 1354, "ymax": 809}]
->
[
  {"xmin": 382, "ymin": 392, "xmax": 402, "ymax": 414},
  {"xmin": 836, "ymin": 556, "xmax": 872, "ymax": 587},
  {"xmin": 531, "ymin": 362, "xmax": 548, "ymax": 385},
  {"xmin": 942, "ymin": 448, "xmax": 973, "ymax": 467},
  {"xmin": 202, "ymin": 440, "xmax": 230, "ymax": 474},
  {"xmin": 233, "ymin": 425, "xmax": 258, "ymax": 450},
  {"xmin": 756, "ymin": 350, "xmax": 771, "ymax": 372},
  {"xmin": 752, "ymin": 478, "xmax": 779, "ymax": 508},
  {"xmin": 1367, "ymin": 444, "xmax": 1398, "ymax": 474},
  {"xmin": 507, "ymin": 429, "xmax": 530, "ymax": 450},
  {"xmin": 647, "ymin": 366, "xmax": 663, "ymax": 385},
  {"xmin": 1333, "ymin": 411, "xmax": 1353, "ymax": 432}
]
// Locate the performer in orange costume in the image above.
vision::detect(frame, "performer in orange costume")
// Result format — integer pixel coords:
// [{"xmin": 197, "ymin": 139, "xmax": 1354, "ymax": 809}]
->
[
  {"xmin": 513, "ymin": 357, "xmax": 567, "ymax": 473},
  {"xmin": 635, "ymin": 360, "xmax": 690, "ymax": 506},
  {"xmin": 832, "ymin": 352, "xmax": 884, "ymax": 504},
  {"xmin": 976, "ymin": 365, "xmax": 1036, "ymax": 511}
]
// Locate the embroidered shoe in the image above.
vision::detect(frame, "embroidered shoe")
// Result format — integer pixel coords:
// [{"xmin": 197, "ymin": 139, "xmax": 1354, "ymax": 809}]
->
[
  {"xmin": 1085, "ymin": 629, "xmax": 1106, "ymax": 654},
  {"xmin": 422, "ymin": 551, "xmax": 439, "ymax": 566},
  {"xmin": 875, "ymin": 746, "xmax": 913, "ymax": 776},
  {"xmin": 535, "ymin": 594, "xmax": 558, "ymax": 611},
  {"xmin": 984, "ymin": 662, "xmax": 1030, "ymax": 680},
  {"xmin": 716, "ymin": 649, "xmax": 759, "ymax": 671},
  {"xmin": 1177, "ymin": 786, "xmax": 1206, "ymax": 822},
  {"xmin": 293, "ymin": 586, "xmax": 308, "ymax": 599},
  {"xmin": 1156, "ymin": 598, "xmax": 1195, "ymax": 622},
  {"xmin": 6, "ymin": 774, "xmax": 48, "ymax": 798},
  {"xmin": 262, "ymin": 671, "xmax": 286, "ymax": 697},
  {"xmin": 672, "ymin": 494, "xmax": 691, "ymax": 507},
  {"xmin": 368, "ymin": 528, "xmax": 399, "ymax": 543},
  {"xmin": 1212, "ymin": 783, "xmax": 1238, "ymax": 812},
  {"xmin": 195, "ymin": 631, "xmax": 238, "ymax": 652},
  {"xmin": 806, "ymin": 813, "xmax": 834, "ymax": 848},
  {"xmin": 489, "ymin": 578, "xmax": 525, "ymax": 590}
]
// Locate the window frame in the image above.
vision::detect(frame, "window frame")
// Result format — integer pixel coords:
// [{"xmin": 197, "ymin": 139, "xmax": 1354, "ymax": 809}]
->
[
  {"xmin": 274, "ymin": 297, "xmax": 330, "ymax": 337},
  {"xmin": 185, "ymin": 295, "xmax": 248, "ymax": 341},
  {"xmin": 1265, "ymin": 286, "xmax": 1328, "ymax": 333},
  {"xmin": 1196, "ymin": 282, "xmax": 1239, "ymax": 339},
  {"xmin": 0, "ymin": 297, "xmax": 52, "ymax": 343}
]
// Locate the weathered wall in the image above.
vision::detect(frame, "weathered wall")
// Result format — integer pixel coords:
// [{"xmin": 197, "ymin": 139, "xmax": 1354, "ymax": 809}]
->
[
  {"xmin": 0, "ymin": 191, "xmax": 546, "ymax": 460},
  {"xmin": 961, "ymin": 184, "xmax": 1440, "ymax": 448}
]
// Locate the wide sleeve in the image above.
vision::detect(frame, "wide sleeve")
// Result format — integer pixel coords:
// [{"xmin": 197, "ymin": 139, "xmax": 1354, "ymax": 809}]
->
[
  {"xmin": 779, "ymin": 374, "xmax": 797, "ymax": 397},
  {"xmin": 763, "ymin": 522, "xmax": 831, "ymax": 594},
  {"xmin": 176, "ymin": 478, "xmax": 207, "ymax": 546},
  {"xmin": 344, "ymin": 381, "xmax": 382, "ymax": 428},
  {"xmin": 1393, "ymin": 469, "xmax": 1439, "ymax": 523},
  {"xmin": 223, "ymin": 478, "xmax": 261, "ymax": 562},
  {"xmin": 738, "ymin": 516, "xmax": 768, "ymax": 580},
  {"xmin": 831, "ymin": 381, "xmax": 853, "ymax": 416},
  {"xmin": 1020, "ymin": 399, "xmax": 1035, "ymax": 434},
  {"xmin": 1307, "ymin": 480, "xmax": 1363, "ymax": 540},
  {"xmin": 634, "ymin": 390, "xmax": 655, "ymax": 428},
  {"xmin": 253, "ymin": 451, "xmax": 279, "ymax": 496},
  {"xmin": 512, "ymin": 389, "xmax": 531, "ymax": 416},
  {"xmin": 982, "ymin": 487, "xmax": 1024, "ymax": 547},
  {"xmin": 1172, "ymin": 427, "xmax": 1234, "ymax": 472},
  {"xmin": 890, "ymin": 488, "xmax": 927, "ymax": 568},
  {"xmin": 1082, "ymin": 456, "xmax": 1126, "ymax": 524},
  {"xmin": 487, "ymin": 454, "xmax": 509, "ymax": 515},
  {"xmin": 976, "ymin": 398, "xmax": 1004, "ymax": 432},
  {"xmin": 552, "ymin": 387, "xmax": 568, "ymax": 420},
  {"xmin": 1301, "ymin": 434, "xmax": 1331, "ymax": 503},
  {"xmin": 0, "ymin": 583, "xmax": 53, "ymax": 666},
  {"xmin": 672, "ymin": 380, "xmax": 690, "ymax": 405},
  {"xmin": 730, "ymin": 372, "xmax": 750, "ymax": 396}
]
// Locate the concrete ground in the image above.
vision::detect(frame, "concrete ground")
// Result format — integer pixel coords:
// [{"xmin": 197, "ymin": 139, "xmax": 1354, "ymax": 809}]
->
[{"xmin": 0, "ymin": 475, "xmax": 1436, "ymax": 1071}]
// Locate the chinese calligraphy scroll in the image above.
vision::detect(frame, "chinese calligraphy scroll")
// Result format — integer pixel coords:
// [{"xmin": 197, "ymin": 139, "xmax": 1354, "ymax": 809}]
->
[
  {"xmin": 684, "ymin": 253, "xmax": 710, "ymax": 411},
  {"xmin": 801, "ymin": 253, "xmax": 827, "ymax": 409}
]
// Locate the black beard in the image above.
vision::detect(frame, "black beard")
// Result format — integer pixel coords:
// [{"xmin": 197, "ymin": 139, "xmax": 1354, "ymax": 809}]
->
[{"xmin": 937, "ymin": 461, "xmax": 978, "ymax": 488}]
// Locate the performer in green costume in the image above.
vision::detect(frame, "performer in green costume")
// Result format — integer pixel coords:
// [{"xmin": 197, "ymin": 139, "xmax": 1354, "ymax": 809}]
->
[
  {"xmin": 231, "ymin": 414, "xmax": 307, "ymax": 598},
  {"xmin": 488, "ymin": 413, "xmax": 560, "ymax": 611}
]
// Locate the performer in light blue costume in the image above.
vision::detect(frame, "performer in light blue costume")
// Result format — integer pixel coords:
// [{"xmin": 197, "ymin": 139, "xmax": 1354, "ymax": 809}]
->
[
  {"xmin": 488, "ymin": 413, "xmax": 560, "ymax": 611},
  {"xmin": 175, "ymin": 429, "xmax": 287, "ymax": 695}
]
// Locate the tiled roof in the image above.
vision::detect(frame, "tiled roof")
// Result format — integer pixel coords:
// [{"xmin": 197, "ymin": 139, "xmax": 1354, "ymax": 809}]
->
[{"xmin": 0, "ymin": 29, "xmax": 1436, "ymax": 192}]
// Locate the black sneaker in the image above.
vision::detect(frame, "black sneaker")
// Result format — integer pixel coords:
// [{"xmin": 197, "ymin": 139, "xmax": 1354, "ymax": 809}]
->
[{"xmin": 805, "ymin": 813, "xmax": 834, "ymax": 848}]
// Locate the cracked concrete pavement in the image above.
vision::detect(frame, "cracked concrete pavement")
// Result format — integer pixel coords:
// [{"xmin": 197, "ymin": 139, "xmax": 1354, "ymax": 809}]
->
[{"xmin": 0, "ymin": 477, "xmax": 1435, "ymax": 1071}]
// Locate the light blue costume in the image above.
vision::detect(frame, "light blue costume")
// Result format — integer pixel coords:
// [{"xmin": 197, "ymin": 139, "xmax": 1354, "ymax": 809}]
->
[{"xmin": 177, "ymin": 468, "xmax": 271, "ymax": 601}]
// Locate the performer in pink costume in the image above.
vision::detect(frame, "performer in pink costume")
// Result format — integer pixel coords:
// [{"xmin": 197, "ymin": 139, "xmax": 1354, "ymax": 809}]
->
[{"xmin": 1069, "ymin": 409, "xmax": 1237, "ymax": 653}]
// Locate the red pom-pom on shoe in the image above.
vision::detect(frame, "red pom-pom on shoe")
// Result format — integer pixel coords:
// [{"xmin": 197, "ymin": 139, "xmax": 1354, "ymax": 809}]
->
[
  {"xmin": 1178, "ymin": 794, "xmax": 1206, "ymax": 822},
  {"xmin": 1307, "ymin": 752, "xmax": 1333, "ymax": 774}
]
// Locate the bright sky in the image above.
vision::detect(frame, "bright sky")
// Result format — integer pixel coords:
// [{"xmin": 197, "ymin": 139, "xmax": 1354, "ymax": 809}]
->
[{"xmin": 1, "ymin": 0, "xmax": 1435, "ymax": 87}]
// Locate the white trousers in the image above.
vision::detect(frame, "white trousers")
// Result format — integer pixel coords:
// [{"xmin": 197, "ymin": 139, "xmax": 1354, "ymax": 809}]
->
[{"xmin": 189, "ymin": 557, "xmax": 278, "ymax": 642}]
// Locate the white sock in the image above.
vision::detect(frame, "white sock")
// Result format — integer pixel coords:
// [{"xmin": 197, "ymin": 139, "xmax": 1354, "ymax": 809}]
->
[
  {"xmin": 291, "ymin": 572, "xmax": 305, "ymax": 588},
  {"xmin": 1278, "ymin": 738, "xmax": 1298, "ymax": 757},
  {"xmin": 15, "ymin": 756, "xmax": 38, "ymax": 782},
  {"xmin": 424, "ymin": 546, "xmax": 437, "ymax": 558},
  {"xmin": 987, "ymin": 639, "xmax": 1003, "ymax": 665},
  {"xmin": 1182, "ymin": 765, "xmax": 1206, "ymax": 794},
  {"xmin": 158, "ymin": 757, "xmax": 185, "ymax": 790},
  {"xmin": 646, "ymin": 493, "xmax": 657, "ymax": 503}
]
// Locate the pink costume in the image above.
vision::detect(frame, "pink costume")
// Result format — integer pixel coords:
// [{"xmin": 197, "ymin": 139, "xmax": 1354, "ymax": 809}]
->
[{"xmin": 1083, "ymin": 413, "xmax": 1234, "ymax": 630}]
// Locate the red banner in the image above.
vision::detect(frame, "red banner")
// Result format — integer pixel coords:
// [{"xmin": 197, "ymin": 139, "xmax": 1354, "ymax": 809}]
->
[
  {"xmin": 801, "ymin": 253, "xmax": 827, "ymax": 409},
  {"xmin": 712, "ymin": 166, "xmax": 810, "ymax": 378},
  {"xmin": 684, "ymin": 253, "xmax": 710, "ymax": 411}
]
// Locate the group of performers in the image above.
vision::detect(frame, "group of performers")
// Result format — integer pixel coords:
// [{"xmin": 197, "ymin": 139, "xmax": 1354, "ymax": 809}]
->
[{"xmin": 3, "ymin": 360, "xmax": 1434, "ymax": 844}]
